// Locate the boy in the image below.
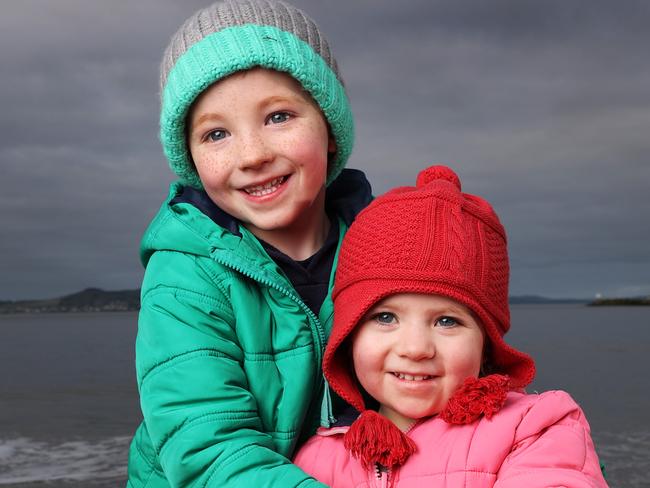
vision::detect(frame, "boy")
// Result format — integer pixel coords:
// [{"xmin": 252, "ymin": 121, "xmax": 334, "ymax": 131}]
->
[{"xmin": 126, "ymin": 1, "xmax": 371, "ymax": 487}]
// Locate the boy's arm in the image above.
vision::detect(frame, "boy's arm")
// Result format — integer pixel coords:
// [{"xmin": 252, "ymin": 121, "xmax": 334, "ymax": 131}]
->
[
  {"xmin": 494, "ymin": 391, "xmax": 608, "ymax": 488},
  {"xmin": 136, "ymin": 252, "xmax": 327, "ymax": 488}
]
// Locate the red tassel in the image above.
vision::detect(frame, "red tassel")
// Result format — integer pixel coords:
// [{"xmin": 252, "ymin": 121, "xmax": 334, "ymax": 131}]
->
[
  {"xmin": 343, "ymin": 410, "xmax": 417, "ymax": 470},
  {"xmin": 439, "ymin": 374, "xmax": 511, "ymax": 425}
]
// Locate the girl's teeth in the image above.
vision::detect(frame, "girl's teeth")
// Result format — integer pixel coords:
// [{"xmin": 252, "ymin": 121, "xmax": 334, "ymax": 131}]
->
[
  {"xmin": 394, "ymin": 373, "xmax": 431, "ymax": 381},
  {"xmin": 244, "ymin": 176, "xmax": 285, "ymax": 196}
]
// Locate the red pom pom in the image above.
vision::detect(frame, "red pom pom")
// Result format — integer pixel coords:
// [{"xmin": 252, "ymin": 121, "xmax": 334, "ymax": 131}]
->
[
  {"xmin": 416, "ymin": 165, "xmax": 461, "ymax": 190},
  {"xmin": 343, "ymin": 410, "xmax": 417, "ymax": 470},
  {"xmin": 439, "ymin": 374, "xmax": 511, "ymax": 425}
]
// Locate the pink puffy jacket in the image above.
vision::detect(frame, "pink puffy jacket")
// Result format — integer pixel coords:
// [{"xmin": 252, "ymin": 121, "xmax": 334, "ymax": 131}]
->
[{"xmin": 294, "ymin": 390, "xmax": 607, "ymax": 487}]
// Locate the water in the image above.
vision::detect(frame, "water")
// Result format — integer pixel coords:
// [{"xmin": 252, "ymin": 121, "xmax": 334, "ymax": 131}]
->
[
  {"xmin": 1, "ymin": 306, "xmax": 649, "ymax": 487},
  {"xmin": 507, "ymin": 305, "xmax": 650, "ymax": 487},
  {"xmin": 0, "ymin": 312, "xmax": 140, "ymax": 487}
]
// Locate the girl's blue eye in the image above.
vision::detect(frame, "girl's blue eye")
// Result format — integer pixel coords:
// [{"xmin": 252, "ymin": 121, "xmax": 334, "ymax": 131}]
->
[
  {"xmin": 437, "ymin": 316, "xmax": 458, "ymax": 328},
  {"xmin": 373, "ymin": 312, "xmax": 396, "ymax": 325},
  {"xmin": 207, "ymin": 129, "xmax": 228, "ymax": 142},
  {"xmin": 268, "ymin": 112, "xmax": 290, "ymax": 124}
]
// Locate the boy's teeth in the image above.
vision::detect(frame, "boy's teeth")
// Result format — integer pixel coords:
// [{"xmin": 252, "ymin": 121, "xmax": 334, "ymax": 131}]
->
[
  {"xmin": 244, "ymin": 176, "xmax": 285, "ymax": 196},
  {"xmin": 394, "ymin": 373, "xmax": 431, "ymax": 381}
]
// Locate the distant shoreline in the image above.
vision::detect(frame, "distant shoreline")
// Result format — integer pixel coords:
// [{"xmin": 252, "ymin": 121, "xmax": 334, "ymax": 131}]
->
[
  {"xmin": 588, "ymin": 297, "xmax": 650, "ymax": 306},
  {"xmin": 1, "ymin": 288, "xmax": 647, "ymax": 314}
]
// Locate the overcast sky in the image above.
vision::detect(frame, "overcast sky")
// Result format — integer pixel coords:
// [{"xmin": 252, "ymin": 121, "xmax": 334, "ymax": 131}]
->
[{"xmin": 2, "ymin": 0, "xmax": 649, "ymax": 300}]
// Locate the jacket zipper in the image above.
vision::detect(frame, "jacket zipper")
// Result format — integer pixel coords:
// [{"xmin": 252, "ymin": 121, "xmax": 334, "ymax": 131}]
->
[
  {"xmin": 210, "ymin": 251, "xmax": 326, "ymax": 354},
  {"xmin": 374, "ymin": 463, "xmax": 390, "ymax": 488},
  {"xmin": 210, "ymin": 251, "xmax": 329, "ymax": 423}
]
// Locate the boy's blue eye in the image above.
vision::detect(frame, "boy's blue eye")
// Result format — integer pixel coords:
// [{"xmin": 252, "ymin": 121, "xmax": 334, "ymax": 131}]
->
[
  {"xmin": 437, "ymin": 316, "xmax": 458, "ymax": 328},
  {"xmin": 268, "ymin": 112, "xmax": 290, "ymax": 124},
  {"xmin": 373, "ymin": 312, "xmax": 396, "ymax": 325},
  {"xmin": 207, "ymin": 129, "xmax": 228, "ymax": 142}
]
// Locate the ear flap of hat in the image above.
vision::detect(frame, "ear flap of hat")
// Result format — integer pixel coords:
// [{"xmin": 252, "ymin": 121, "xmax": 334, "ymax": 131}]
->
[
  {"xmin": 343, "ymin": 410, "xmax": 417, "ymax": 470},
  {"xmin": 323, "ymin": 331, "xmax": 366, "ymax": 414}
]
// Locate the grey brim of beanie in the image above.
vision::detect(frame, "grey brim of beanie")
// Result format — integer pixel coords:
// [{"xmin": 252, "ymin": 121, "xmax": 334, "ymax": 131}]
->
[{"xmin": 160, "ymin": 24, "xmax": 354, "ymax": 189}]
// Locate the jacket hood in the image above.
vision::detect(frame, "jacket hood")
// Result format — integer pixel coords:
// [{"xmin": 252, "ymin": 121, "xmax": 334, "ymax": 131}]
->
[{"xmin": 140, "ymin": 168, "xmax": 372, "ymax": 268}]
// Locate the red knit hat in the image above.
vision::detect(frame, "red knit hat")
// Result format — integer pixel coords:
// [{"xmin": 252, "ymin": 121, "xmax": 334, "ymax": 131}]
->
[{"xmin": 324, "ymin": 165, "xmax": 535, "ymax": 469}]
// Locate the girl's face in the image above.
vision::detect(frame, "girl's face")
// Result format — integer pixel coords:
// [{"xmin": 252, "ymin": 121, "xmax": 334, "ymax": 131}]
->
[{"xmin": 351, "ymin": 293, "xmax": 484, "ymax": 431}]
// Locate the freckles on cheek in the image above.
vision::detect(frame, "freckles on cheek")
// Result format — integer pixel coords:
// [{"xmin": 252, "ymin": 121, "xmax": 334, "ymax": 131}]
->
[
  {"xmin": 195, "ymin": 150, "xmax": 224, "ymax": 170},
  {"xmin": 297, "ymin": 140, "xmax": 330, "ymax": 169}
]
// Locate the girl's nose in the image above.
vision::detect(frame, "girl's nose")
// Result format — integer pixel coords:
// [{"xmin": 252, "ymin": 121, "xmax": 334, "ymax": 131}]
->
[
  {"xmin": 237, "ymin": 130, "xmax": 272, "ymax": 170},
  {"xmin": 395, "ymin": 324, "xmax": 435, "ymax": 360}
]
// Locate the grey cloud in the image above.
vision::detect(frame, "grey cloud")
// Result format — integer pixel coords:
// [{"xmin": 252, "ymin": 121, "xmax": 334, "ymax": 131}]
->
[{"xmin": 1, "ymin": 0, "xmax": 648, "ymax": 300}]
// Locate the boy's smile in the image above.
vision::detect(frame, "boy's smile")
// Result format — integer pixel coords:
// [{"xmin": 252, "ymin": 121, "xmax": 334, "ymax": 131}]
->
[
  {"xmin": 351, "ymin": 293, "xmax": 484, "ymax": 431},
  {"xmin": 187, "ymin": 68, "xmax": 336, "ymax": 259},
  {"xmin": 241, "ymin": 175, "xmax": 288, "ymax": 197}
]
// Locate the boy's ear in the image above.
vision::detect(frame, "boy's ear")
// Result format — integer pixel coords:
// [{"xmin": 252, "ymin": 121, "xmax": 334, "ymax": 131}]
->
[
  {"xmin": 328, "ymin": 135, "xmax": 337, "ymax": 154},
  {"xmin": 326, "ymin": 136, "xmax": 337, "ymax": 174},
  {"xmin": 325, "ymin": 127, "xmax": 337, "ymax": 174}
]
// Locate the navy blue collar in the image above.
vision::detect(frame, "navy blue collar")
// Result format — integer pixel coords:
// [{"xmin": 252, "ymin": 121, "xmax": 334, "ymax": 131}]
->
[{"xmin": 170, "ymin": 168, "xmax": 373, "ymax": 236}]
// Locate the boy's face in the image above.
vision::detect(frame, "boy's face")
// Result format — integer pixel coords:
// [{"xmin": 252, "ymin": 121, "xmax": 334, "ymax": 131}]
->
[
  {"xmin": 187, "ymin": 68, "xmax": 335, "ymax": 248},
  {"xmin": 351, "ymin": 293, "xmax": 484, "ymax": 431}
]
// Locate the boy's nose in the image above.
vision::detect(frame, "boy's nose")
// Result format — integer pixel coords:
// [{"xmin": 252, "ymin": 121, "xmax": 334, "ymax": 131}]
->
[
  {"xmin": 395, "ymin": 325, "xmax": 435, "ymax": 360},
  {"xmin": 237, "ymin": 131, "xmax": 272, "ymax": 170}
]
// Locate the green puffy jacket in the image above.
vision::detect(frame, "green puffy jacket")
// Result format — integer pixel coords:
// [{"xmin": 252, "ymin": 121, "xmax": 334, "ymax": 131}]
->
[{"xmin": 127, "ymin": 170, "xmax": 371, "ymax": 487}]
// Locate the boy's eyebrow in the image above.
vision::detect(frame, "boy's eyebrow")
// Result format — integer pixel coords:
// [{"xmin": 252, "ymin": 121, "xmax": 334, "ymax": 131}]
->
[
  {"xmin": 191, "ymin": 112, "xmax": 225, "ymax": 128},
  {"xmin": 190, "ymin": 92, "xmax": 314, "ymax": 130},
  {"xmin": 260, "ymin": 93, "xmax": 310, "ymax": 108}
]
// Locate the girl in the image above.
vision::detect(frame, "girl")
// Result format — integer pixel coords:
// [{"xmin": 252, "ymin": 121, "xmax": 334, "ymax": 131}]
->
[{"xmin": 294, "ymin": 165, "xmax": 607, "ymax": 487}]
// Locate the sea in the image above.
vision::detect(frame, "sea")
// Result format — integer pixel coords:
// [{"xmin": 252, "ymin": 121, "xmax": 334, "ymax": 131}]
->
[{"xmin": 1, "ymin": 305, "xmax": 648, "ymax": 487}]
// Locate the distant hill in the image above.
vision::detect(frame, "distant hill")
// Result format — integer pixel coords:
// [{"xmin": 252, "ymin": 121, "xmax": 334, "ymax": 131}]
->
[{"xmin": 0, "ymin": 288, "xmax": 140, "ymax": 314}]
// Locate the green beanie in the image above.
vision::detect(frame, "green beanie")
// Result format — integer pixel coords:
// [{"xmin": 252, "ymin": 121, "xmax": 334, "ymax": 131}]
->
[{"xmin": 160, "ymin": 0, "xmax": 354, "ymax": 189}]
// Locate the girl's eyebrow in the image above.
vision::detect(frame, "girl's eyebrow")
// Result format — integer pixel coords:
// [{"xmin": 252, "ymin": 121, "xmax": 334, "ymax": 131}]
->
[
  {"xmin": 367, "ymin": 302, "xmax": 400, "ymax": 314},
  {"xmin": 439, "ymin": 305, "xmax": 471, "ymax": 317}
]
